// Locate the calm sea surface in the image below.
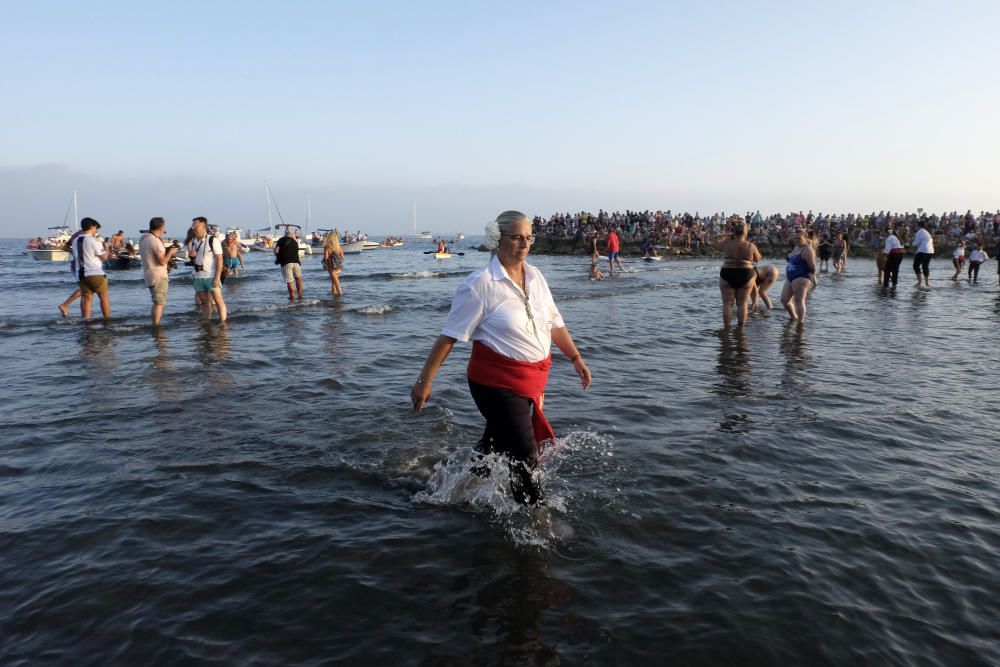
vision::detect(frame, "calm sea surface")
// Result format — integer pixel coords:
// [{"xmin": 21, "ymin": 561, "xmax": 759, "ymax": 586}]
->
[{"xmin": 1, "ymin": 237, "xmax": 997, "ymax": 665}]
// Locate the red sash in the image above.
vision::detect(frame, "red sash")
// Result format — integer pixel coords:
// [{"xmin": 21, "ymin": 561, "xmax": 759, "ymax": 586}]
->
[{"xmin": 467, "ymin": 341, "xmax": 555, "ymax": 451}]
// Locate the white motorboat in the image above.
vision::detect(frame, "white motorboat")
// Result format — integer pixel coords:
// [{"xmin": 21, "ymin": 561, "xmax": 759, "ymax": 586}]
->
[
  {"xmin": 455, "ymin": 232, "xmax": 465, "ymax": 240},
  {"xmin": 28, "ymin": 192, "xmax": 78, "ymax": 261},
  {"xmin": 362, "ymin": 241, "xmax": 379, "ymax": 251},
  {"xmin": 342, "ymin": 241, "xmax": 365, "ymax": 255}
]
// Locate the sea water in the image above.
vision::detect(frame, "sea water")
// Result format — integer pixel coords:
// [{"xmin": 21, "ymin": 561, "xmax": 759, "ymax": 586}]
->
[{"xmin": 1, "ymin": 239, "xmax": 997, "ymax": 664}]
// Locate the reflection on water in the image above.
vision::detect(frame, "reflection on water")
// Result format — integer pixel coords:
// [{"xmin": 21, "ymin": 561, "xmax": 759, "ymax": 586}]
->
[
  {"xmin": 78, "ymin": 325, "xmax": 118, "ymax": 372},
  {"xmin": 147, "ymin": 327, "xmax": 182, "ymax": 403},
  {"xmin": 465, "ymin": 551, "xmax": 572, "ymax": 664},
  {"xmin": 321, "ymin": 314, "xmax": 344, "ymax": 359},
  {"xmin": 194, "ymin": 322, "xmax": 231, "ymax": 366},
  {"xmin": 150, "ymin": 327, "xmax": 170, "ymax": 372},
  {"xmin": 712, "ymin": 329, "xmax": 750, "ymax": 398}
]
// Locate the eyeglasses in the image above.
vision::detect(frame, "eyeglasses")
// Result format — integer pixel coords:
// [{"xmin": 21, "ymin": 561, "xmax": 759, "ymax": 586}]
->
[{"xmin": 501, "ymin": 233, "xmax": 534, "ymax": 245}]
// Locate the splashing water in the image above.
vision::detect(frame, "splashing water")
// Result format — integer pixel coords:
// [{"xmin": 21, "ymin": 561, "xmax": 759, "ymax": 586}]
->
[{"xmin": 413, "ymin": 429, "xmax": 622, "ymax": 547}]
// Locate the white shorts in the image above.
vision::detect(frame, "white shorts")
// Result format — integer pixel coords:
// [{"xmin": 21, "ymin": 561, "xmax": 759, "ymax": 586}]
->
[{"xmin": 282, "ymin": 263, "xmax": 302, "ymax": 283}]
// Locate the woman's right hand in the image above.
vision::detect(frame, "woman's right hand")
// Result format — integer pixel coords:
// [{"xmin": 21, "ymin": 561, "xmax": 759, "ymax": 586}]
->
[{"xmin": 410, "ymin": 381, "xmax": 432, "ymax": 412}]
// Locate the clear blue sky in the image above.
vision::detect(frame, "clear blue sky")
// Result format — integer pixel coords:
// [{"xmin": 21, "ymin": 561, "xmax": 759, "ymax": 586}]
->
[{"xmin": 2, "ymin": 1, "xmax": 998, "ymax": 235}]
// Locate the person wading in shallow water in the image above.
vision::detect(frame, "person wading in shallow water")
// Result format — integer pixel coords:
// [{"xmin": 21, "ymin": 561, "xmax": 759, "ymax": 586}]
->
[
  {"xmin": 715, "ymin": 217, "xmax": 762, "ymax": 328},
  {"xmin": 411, "ymin": 210, "xmax": 592, "ymax": 505},
  {"xmin": 274, "ymin": 228, "xmax": 303, "ymax": 301},
  {"xmin": 781, "ymin": 229, "xmax": 817, "ymax": 322},
  {"xmin": 883, "ymin": 228, "xmax": 904, "ymax": 288}
]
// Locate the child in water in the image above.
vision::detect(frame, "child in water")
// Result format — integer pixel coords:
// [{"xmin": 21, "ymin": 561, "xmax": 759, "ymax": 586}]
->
[{"xmin": 590, "ymin": 251, "xmax": 605, "ymax": 280}]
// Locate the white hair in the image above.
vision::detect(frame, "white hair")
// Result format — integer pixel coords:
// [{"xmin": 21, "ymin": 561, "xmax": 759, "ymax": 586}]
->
[{"xmin": 484, "ymin": 210, "xmax": 530, "ymax": 251}]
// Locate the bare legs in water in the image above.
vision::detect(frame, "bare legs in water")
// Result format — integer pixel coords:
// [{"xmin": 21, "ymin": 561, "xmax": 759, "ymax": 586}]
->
[{"xmin": 780, "ymin": 276, "xmax": 813, "ymax": 322}]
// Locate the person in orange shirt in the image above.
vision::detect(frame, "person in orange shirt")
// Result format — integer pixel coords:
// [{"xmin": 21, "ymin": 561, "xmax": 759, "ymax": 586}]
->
[{"xmin": 605, "ymin": 228, "xmax": 625, "ymax": 274}]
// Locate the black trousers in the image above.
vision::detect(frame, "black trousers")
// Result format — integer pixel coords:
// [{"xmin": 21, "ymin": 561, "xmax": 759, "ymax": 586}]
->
[
  {"xmin": 468, "ymin": 378, "xmax": 542, "ymax": 505},
  {"xmin": 884, "ymin": 253, "xmax": 904, "ymax": 287},
  {"xmin": 969, "ymin": 261, "xmax": 982, "ymax": 281},
  {"xmin": 913, "ymin": 252, "xmax": 933, "ymax": 277}
]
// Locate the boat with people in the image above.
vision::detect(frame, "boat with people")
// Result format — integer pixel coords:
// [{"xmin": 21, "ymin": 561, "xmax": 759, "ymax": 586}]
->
[
  {"xmin": 27, "ymin": 226, "xmax": 74, "ymax": 261},
  {"xmin": 103, "ymin": 248, "xmax": 141, "ymax": 270},
  {"xmin": 379, "ymin": 235, "xmax": 405, "ymax": 248},
  {"xmin": 28, "ymin": 192, "xmax": 79, "ymax": 261},
  {"xmin": 341, "ymin": 230, "xmax": 376, "ymax": 254},
  {"xmin": 434, "ymin": 252, "xmax": 452, "ymax": 259}
]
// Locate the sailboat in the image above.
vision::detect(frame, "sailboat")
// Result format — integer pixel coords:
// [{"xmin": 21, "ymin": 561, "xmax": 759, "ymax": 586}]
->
[
  {"xmin": 410, "ymin": 201, "xmax": 432, "ymax": 239},
  {"xmin": 264, "ymin": 183, "xmax": 312, "ymax": 256},
  {"xmin": 28, "ymin": 191, "xmax": 77, "ymax": 261}
]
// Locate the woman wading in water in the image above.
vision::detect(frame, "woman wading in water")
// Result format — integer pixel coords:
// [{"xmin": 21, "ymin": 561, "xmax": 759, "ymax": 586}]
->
[
  {"xmin": 411, "ymin": 211, "xmax": 591, "ymax": 505},
  {"xmin": 322, "ymin": 230, "xmax": 345, "ymax": 296},
  {"xmin": 715, "ymin": 218, "xmax": 762, "ymax": 328},
  {"xmin": 781, "ymin": 229, "xmax": 817, "ymax": 322}
]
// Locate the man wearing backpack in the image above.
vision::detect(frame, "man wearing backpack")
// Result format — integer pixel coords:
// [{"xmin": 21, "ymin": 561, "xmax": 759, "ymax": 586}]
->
[
  {"xmin": 190, "ymin": 217, "xmax": 227, "ymax": 322},
  {"xmin": 75, "ymin": 217, "xmax": 112, "ymax": 319}
]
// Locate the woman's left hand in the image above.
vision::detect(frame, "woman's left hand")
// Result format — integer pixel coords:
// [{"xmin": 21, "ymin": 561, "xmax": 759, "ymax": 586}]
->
[{"xmin": 573, "ymin": 357, "xmax": 592, "ymax": 390}]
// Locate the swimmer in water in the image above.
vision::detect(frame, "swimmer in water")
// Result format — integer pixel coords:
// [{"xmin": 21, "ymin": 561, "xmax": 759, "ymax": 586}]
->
[{"xmin": 749, "ymin": 264, "xmax": 780, "ymax": 310}]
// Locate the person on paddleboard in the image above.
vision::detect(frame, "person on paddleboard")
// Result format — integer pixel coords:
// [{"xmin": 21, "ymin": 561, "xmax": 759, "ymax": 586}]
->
[{"xmin": 411, "ymin": 210, "xmax": 591, "ymax": 504}]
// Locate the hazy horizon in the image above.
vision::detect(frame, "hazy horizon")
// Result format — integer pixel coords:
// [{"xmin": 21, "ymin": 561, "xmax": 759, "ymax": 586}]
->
[{"xmin": 3, "ymin": 1, "xmax": 998, "ymax": 236}]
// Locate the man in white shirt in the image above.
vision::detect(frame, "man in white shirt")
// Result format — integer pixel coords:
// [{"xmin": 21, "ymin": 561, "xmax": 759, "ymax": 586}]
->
[
  {"xmin": 190, "ymin": 217, "xmax": 227, "ymax": 322},
  {"xmin": 912, "ymin": 221, "xmax": 935, "ymax": 288},
  {"xmin": 75, "ymin": 217, "xmax": 112, "ymax": 319},
  {"xmin": 139, "ymin": 217, "xmax": 181, "ymax": 325}
]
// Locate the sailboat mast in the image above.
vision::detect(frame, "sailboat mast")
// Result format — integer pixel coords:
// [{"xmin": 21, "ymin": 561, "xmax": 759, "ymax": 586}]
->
[
  {"xmin": 265, "ymin": 183, "xmax": 274, "ymax": 235},
  {"xmin": 72, "ymin": 191, "xmax": 79, "ymax": 230}
]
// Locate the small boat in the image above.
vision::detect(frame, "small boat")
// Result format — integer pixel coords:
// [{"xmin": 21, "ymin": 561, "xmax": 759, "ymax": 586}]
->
[
  {"xmin": 455, "ymin": 232, "xmax": 465, "ymax": 240},
  {"xmin": 434, "ymin": 252, "xmax": 452, "ymax": 259},
  {"xmin": 362, "ymin": 241, "xmax": 379, "ymax": 251},
  {"xmin": 419, "ymin": 231, "xmax": 433, "ymax": 239},
  {"xmin": 104, "ymin": 250, "xmax": 141, "ymax": 270},
  {"xmin": 342, "ymin": 241, "xmax": 365, "ymax": 255}
]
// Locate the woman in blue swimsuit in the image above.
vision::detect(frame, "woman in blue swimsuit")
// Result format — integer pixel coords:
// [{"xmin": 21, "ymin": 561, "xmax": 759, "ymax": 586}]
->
[{"xmin": 780, "ymin": 229, "xmax": 817, "ymax": 322}]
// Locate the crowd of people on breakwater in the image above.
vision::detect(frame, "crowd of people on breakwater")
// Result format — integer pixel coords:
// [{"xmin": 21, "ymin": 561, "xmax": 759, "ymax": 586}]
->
[{"xmin": 533, "ymin": 209, "xmax": 1000, "ymax": 253}]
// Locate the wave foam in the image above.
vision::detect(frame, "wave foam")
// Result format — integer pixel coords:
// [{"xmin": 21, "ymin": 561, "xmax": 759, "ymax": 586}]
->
[{"xmin": 355, "ymin": 304, "xmax": 393, "ymax": 315}]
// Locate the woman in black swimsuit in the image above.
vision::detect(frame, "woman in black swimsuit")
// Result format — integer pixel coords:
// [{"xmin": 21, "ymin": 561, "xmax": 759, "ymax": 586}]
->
[{"xmin": 715, "ymin": 218, "xmax": 762, "ymax": 328}]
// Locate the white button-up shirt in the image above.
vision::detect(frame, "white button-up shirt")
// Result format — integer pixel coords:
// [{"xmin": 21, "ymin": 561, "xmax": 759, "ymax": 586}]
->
[
  {"xmin": 913, "ymin": 228, "xmax": 935, "ymax": 254},
  {"xmin": 442, "ymin": 254, "xmax": 565, "ymax": 362}
]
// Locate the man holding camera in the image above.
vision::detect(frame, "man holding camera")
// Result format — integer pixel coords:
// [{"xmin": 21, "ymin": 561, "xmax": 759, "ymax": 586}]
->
[
  {"xmin": 139, "ymin": 217, "xmax": 181, "ymax": 326},
  {"xmin": 190, "ymin": 217, "xmax": 227, "ymax": 322}
]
